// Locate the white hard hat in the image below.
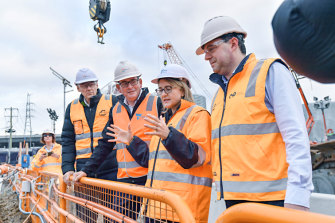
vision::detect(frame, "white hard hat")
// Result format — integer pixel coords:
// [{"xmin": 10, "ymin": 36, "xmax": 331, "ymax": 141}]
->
[
  {"xmin": 196, "ymin": 16, "xmax": 247, "ymax": 55},
  {"xmin": 74, "ymin": 68, "xmax": 98, "ymax": 84},
  {"xmin": 42, "ymin": 129, "xmax": 54, "ymax": 135},
  {"xmin": 114, "ymin": 61, "xmax": 141, "ymax": 82},
  {"xmin": 151, "ymin": 64, "xmax": 192, "ymax": 88}
]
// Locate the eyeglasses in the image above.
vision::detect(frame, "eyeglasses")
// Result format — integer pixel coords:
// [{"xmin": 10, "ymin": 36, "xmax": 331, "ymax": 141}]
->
[
  {"xmin": 43, "ymin": 133, "xmax": 53, "ymax": 137},
  {"xmin": 204, "ymin": 39, "xmax": 225, "ymax": 54},
  {"xmin": 155, "ymin": 86, "xmax": 174, "ymax": 95},
  {"xmin": 118, "ymin": 78, "xmax": 139, "ymax": 88},
  {"xmin": 78, "ymin": 82, "xmax": 97, "ymax": 89}
]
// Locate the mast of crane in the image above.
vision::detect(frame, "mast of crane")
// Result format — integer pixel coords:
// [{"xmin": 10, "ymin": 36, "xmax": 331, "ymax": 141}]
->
[
  {"xmin": 158, "ymin": 43, "xmax": 211, "ymax": 98},
  {"xmin": 49, "ymin": 67, "xmax": 73, "ymax": 116}
]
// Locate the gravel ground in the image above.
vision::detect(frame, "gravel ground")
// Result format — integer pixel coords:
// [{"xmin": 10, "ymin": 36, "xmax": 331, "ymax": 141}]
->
[{"xmin": 0, "ymin": 180, "xmax": 31, "ymax": 223}]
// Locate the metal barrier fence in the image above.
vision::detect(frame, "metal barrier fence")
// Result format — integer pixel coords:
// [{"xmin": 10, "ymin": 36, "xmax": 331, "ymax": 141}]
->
[
  {"xmin": 2, "ymin": 166, "xmax": 195, "ymax": 223},
  {"xmin": 4, "ymin": 164, "xmax": 335, "ymax": 223},
  {"xmin": 67, "ymin": 176, "xmax": 195, "ymax": 223},
  {"xmin": 215, "ymin": 203, "xmax": 335, "ymax": 223}
]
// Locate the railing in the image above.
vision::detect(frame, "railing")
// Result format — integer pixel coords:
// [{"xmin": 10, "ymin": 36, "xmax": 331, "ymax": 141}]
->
[
  {"xmin": 1, "ymin": 165, "xmax": 195, "ymax": 223},
  {"xmin": 4, "ymin": 164, "xmax": 335, "ymax": 223},
  {"xmin": 215, "ymin": 203, "xmax": 335, "ymax": 223}
]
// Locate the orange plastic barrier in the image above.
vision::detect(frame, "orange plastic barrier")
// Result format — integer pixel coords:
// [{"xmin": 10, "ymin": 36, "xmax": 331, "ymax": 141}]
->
[
  {"xmin": 2, "ymin": 165, "xmax": 196, "ymax": 223},
  {"xmin": 216, "ymin": 203, "xmax": 335, "ymax": 223}
]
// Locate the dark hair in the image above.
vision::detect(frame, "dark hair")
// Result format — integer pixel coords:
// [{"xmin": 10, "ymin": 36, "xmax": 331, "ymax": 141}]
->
[{"xmin": 220, "ymin": 32, "xmax": 246, "ymax": 54}]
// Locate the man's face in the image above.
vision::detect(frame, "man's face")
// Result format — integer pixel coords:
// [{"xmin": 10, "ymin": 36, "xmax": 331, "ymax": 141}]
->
[
  {"xmin": 76, "ymin": 81, "xmax": 98, "ymax": 101},
  {"xmin": 116, "ymin": 77, "xmax": 142, "ymax": 103},
  {"xmin": 203, "ymin": 38, "xmax": 235, "ymax": 76}
]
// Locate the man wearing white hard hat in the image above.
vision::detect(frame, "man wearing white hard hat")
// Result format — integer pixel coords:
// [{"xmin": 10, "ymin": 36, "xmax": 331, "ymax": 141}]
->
[
  {"xmin": 72, "ymin": 61, "xmax": 163, "ymax": 220},
  {"xmin": 61, "ymin": 68, "xmax": 118, "ymax": 222},
  {"xmin": 61, "ymin": 68, "xmax": 118, "ymax": 183},
  {"xmin": 196, "ymin": 16, "xmax": 313, "ymax": 211},
  {"xmin": 107, "ymin": 63, "xmax": 212, "ymax": 222}
]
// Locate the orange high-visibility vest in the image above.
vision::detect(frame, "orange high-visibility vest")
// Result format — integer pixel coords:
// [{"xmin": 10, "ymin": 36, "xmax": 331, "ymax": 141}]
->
[
  {"xmin": 70, "ymin": 94, "xmax": 112, "ymax": 160},
  {"xmin": 211, "ymin": 53, "xmax": 288, "ymax": 201},
  {"xmin": 113, "ymin": 94, "xmax": 158, "ymax": 179},
  {"xmin": 31, "ymin": 143, "xmax": 62, "ymax": 174},
  {"xmin": 145, "ymin": 100, "xmax": 212, "ymax": 223}
]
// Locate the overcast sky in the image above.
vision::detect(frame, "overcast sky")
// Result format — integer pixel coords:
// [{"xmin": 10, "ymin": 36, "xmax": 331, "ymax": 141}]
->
[{"xmin": 1, "ymin": 0, "xmax": 335, "ymax": 137}]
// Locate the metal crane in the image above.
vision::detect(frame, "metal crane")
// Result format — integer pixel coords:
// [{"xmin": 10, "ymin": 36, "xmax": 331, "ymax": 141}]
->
[
  {"xmin": 49, "ymin": 67, "xmax": 73, "ymax": 116},
  {"xmin": 158, "ymin": 43, "xmax": 211, "ymax": 99},
  {"xmin": 291, "ymin": 69, "xmax": 315, "ymax": 136}
]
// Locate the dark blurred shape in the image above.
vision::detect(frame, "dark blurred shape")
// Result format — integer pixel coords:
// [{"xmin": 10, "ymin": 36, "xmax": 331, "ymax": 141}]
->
[{"xmin": 272, "ymin": 0, "xmax": 335, "ymax": 83}]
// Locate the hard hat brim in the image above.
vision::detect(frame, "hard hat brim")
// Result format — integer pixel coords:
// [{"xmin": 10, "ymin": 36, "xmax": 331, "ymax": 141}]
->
[{"xmin": 74, "ymin": 78, "xmax": 98, "ymax": 85}]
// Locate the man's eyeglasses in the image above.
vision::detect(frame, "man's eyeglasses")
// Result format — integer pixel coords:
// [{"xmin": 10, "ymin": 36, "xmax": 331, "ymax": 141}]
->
[
  {"xmin": 78, "ymin": 82, "xmax": 97, "ymax": 89},
  {"xmin": 155, "ymin": 86, "xmax": 174, "ymax": 95},
  {"xmin": 43, "ymin": 133, "xmax": 53, "ymax": 137},
  {"xmin": 118, "ymin": 78, "xmax": 139, "ymax": 88},
  {"xmin": 204, "ymin": 39, "xmax": 225, "ymax": 54}
]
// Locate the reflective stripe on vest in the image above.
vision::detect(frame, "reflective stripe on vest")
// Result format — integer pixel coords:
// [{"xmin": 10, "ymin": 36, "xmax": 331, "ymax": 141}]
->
[
  {"xmin": 118, "ymin": 161, "xmax": 142, "ymax": 169},
  {"xmin": 212, "ymin": 122, "xmax": 280, "ymax": 139},
  {"xmin": 75, "ymin": 131, "xmax": 102, "ymax": 141},
  {"xmin": 148, "ymin": 171, "xmax": 212, "ymax": 188},
  {"xmin": 148, "ymin": 144, "xmax": 206, "ymax": 168},
  {"xmin": 245, "ymin": 59, "xmax": 265, "ymax": 97},
  {"xmin": 76, "ymin": 147, "xmax": 92, "ymax": 156},
  {"xmin": 175, "ymin": 105, "xmax": 196, "ymax": 130},
  {"xmin": 41, "ymin": 163, "xmax": 62, "ymax": 168},
  {"xmin": 215, "ymin": 178, "xmax": 287, "ymax": 193}
]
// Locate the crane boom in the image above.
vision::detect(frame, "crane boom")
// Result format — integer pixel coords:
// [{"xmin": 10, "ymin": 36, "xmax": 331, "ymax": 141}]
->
[
  {"xmin": 158, "ymin": 43, "xmax": 211, "ymax": 98},
  {"xmin": 291, "ymin": 69, "xmax": 315, "ymax": 136}
]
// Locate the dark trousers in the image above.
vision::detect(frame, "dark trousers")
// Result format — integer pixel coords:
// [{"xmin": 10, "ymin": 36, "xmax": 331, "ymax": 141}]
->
[
  {"xmin": 225, "ymin": 199, "xmax": 285, "ymax": 209},
  {"xmin": 74, "ymin": 168, "xmax": 117, "ymax": 223},
  {"xmin": 107, "ymin": 176, "xmax": 147, "ymax": 222}
]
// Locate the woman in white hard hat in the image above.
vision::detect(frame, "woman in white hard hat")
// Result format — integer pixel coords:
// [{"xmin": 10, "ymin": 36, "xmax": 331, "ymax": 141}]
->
[
  {"xmin": 31, "ymin": 130, "xmax": 62, "ymax": 174},
  {"xmin": 108, "ymin": 64, "xmax": 212, "ymax": 223}
]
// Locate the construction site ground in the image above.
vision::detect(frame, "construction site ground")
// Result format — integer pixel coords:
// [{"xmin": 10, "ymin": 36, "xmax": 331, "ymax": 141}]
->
[{"xmin": 0, "ymin": 190, "xmax": 31, "ymax": 223}]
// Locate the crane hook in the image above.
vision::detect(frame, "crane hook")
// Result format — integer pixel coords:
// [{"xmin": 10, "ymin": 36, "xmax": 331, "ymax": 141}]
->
[{"xmin": 94, "ymin": 21, "xmax": 106, "ymax": 44}]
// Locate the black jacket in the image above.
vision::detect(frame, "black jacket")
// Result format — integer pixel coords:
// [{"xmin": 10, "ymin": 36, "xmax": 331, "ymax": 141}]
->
[
  {"xmin": 81, "ymin": 88, "xmax": 163, "ymax": 184},
  {"xmin": 61, "ymin": 89, "xmax": 118, "ymax": 180}
]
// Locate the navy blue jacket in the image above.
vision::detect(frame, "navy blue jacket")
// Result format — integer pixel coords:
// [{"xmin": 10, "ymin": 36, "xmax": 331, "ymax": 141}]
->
[
  {"xmin": 61, "ymin": 89, "xmax": 118, "ymax": 180},
  {"xmin": 81, "ymin": 88, "xmax": 163, "ymax": 184}
]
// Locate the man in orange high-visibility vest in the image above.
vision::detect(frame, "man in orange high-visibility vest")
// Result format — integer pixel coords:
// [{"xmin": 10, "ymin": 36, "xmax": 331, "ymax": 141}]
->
[{"xmin": 196, "ymin": 16, "xmax": 313, "ymax": 211}]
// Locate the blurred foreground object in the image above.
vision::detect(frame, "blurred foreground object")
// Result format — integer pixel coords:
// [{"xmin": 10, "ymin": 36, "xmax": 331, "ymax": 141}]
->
[{"xmin": 272, "ymin": 0, "xmax": 335, "ymax": 83}]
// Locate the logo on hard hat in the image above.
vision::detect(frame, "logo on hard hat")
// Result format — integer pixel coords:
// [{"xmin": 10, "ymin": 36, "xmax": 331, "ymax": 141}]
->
[{"xmin": 121, "ymin": 68, "xmax": 128, "ymax": 73}]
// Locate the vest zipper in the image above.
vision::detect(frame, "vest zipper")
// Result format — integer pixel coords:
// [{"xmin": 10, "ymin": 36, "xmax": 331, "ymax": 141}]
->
[{"xmin": 219, "ymin": 79, "xmax": 230, "ymax": 199}]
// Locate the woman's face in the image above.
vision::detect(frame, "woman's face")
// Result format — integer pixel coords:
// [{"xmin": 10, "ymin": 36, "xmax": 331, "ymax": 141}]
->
[
  {"xmin": 158, "ymin": 79, "xmax": 184, "ymax": 113},
  {"xmin": 43, "ymin": 133, "xmax": 53, "ymax": 144}
]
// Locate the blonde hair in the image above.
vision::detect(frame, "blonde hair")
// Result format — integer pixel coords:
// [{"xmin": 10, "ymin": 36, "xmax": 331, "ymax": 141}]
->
[{"xmin": 159, "ymin": 78, "xmax": 194, "ymax": 102}]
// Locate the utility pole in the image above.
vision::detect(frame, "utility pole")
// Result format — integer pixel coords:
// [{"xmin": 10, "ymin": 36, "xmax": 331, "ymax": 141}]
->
[
  {"xmin": 50, "ymin": 67, "xmax": 73, "ymax": 116},
  {"xmin": 47, "ymin": 108, "xmax": 59, "ymax": 133},
  {"xmin": 24, "ymin": 93, "xmax": 34, "ymax": 147},
  {"xmin": 4, "ymin": 107, "xmax": 18, "ymax": 149}
]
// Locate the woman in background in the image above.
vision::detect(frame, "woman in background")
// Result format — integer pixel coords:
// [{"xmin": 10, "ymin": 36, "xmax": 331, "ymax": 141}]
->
[{"xmin": 31, "ymin": 129, "xmax": 62, "ymax": 174}]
